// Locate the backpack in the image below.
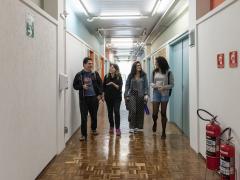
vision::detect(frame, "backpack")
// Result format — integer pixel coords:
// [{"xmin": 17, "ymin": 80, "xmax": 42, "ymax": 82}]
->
[{"xmin": 167, "ymin": 71, "xmax": 172, "ymax": 96}]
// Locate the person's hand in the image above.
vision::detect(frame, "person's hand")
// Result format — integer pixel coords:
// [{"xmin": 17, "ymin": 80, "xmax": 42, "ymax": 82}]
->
[
  {"xmin": 144, "ymin": 95, "xmax": 148, "ymax": 102},
  {"xmin": 151, "ymin": 83, "xmax": 157, "ymax": 88},
  {"xmin": 101, "ymin": 96, "xmax": 105, "ymax": 102},
  {"xmin": 158, "ymin": 86, "xmax": 166, "ymax": 91},
  {"xmin": 97, "ymin": 95, "xmax": 102, "ymax": 101},
  {"xmin": 83, "ymin": 84, "xmax": 89, "ymax": 90},
  {"xmin": 106, "ymin": 82, "xmax": 113, "ymax": 86}
]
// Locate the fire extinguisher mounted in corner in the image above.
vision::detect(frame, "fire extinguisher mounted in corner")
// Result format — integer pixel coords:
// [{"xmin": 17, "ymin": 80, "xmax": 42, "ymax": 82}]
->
[
  {"xmin": 197, "ymin": 109, "xmax": 236, "ymax": 180},
  {"xmin": 220, "ymin": 128, "xmax": 235, "ymax": 180},
  {"xmin": 197, "ymin": 109, "xmax": 221, "ymax": 171}
]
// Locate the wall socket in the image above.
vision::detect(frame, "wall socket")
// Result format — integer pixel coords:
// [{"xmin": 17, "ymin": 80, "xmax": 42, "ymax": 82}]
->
[{"xmin": 64, "ymin": 126, "xmax": 68, "ymax": 134}]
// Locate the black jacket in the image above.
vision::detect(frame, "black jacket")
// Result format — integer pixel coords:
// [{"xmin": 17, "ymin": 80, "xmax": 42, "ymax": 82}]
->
[
  {"xmin": 103, "ymin": 74, "xmax": 123, "ymax": 100},
  {"xmin": 73, "ymin": 70, "xmax": 103, "ymax": 99}
]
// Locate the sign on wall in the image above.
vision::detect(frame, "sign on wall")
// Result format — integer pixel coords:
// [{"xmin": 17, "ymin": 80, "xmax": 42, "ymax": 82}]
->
[
  {"xmin": 26, "ymin": 13, "xmax": 34, "ymax": 38},
  {"xmin": 229, "ymin": 51, "xmax": 238, "ymax": 68},
  {"xmin": 217, "ymin": 53, "xmax": 224, "ymax": 68}
]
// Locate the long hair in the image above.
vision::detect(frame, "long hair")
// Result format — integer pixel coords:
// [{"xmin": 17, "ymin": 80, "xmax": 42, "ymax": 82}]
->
[
  {"xmin": 108, "ymin": 63, "xmax": 121, "ymax": 78},
  {"xmin": 153, "ymin": 56, "xmax": 169, "ymax": 78},
  {"xmin": 129, "ymin": 61, "xmax": 146, "ymax": 79}
]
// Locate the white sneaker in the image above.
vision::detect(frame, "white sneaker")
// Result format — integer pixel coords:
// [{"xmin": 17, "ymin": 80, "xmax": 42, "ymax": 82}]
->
[
  {"xmin": 134, "ymin": 128, "xmax": 138, "ymax": 133},
  {"xmin": 129, "ymin": 129, "xmax": 134, "ymax": 133}
]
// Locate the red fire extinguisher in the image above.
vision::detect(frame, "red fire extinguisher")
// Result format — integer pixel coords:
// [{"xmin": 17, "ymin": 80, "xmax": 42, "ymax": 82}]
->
[
  {"xmin": 197, "ymin": 109, "xmax": 221, "ymax": 171},
  {"xmin": 220, "ymin": 128, "xmax": 235, "ymax": 180}
]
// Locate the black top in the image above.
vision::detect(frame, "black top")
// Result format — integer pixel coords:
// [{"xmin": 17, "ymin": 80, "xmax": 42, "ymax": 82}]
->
[{"xmin": 103, "ymin": 74, "xmax": 123, "ymax": 100}]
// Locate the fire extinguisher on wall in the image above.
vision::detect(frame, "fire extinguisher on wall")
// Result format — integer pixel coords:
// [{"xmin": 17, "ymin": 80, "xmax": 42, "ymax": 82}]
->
[
  {"xmin": 220, "ymin": 128, "xmax": 235, "ymax": 180},
  {"xmin": 197, "ymin": 109, "xmax": 221, "ymax": 171}
]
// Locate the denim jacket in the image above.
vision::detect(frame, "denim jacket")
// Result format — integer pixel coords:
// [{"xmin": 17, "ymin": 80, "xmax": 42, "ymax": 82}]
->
[{"xmin": 124, "ymin": 74, "xmax": 148, "ymax": 97}]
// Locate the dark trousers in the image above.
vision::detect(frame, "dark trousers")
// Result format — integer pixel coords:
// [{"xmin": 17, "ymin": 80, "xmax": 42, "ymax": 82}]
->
[
  {"xmin": 79, "ymin": 96, "xmax": 99, "ymax": 137},
  {"xmin": 105, "ymin": 98, "xmax": 121, "ymax": 129},
  {"xmin": 128, "ymin": 95, "xmax": 144, "ymax": 129}
]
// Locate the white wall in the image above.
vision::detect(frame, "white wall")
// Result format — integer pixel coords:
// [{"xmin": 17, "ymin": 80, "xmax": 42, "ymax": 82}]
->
[
  {"xmin": 0, "ymin": 1, "xmax": 57, "ymax": 180},
  {"xmin": 64, "ymin": 32, "xmax": 88, "ymax": 142},
  {"xmin": 151, "ymin": 10, "xmax": 189, "ymax": 53},
  {"xmin": 197, "ymin": 0, "xmax": 240, "ymax": 174}
]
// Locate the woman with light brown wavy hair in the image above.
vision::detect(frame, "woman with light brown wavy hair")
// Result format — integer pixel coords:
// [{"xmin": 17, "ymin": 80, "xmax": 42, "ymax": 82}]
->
[{"xmin": 103, "ymin": 64, "xmax": 123, "ymax": 136}]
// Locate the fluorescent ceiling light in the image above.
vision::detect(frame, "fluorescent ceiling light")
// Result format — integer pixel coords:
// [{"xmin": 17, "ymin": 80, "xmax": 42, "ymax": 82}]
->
[
  {"xmin": 111, "ymin": 38, "xmax": 133, "ymax": 43},
  {"xmin": 99, "ymin": 16, "xmax": 147, "ymax": 20},
  {"xmin": 100, "ymin": 12, "xmax": 141, "ymax": 16},
  {"xmin": 117, "ymin": 59, "xmax": 131, "ymax": 61},
  {"xmin": 111, "ymin": 43, "xmax": 135, "ymax": 48},
  {"xmin": 115, "ymin": 53, "xmax": 131, "ymax": 56},
  {"xmin": 98, "ymin": 27, "xmax": 142, "ymax": 31},
  {"xmin": 88, "ymin": 15, "xmax": 148, "ymax": 21},
  {"xmin": 115, "ymin": 55, "xmax": 130, "ymax": 58}
]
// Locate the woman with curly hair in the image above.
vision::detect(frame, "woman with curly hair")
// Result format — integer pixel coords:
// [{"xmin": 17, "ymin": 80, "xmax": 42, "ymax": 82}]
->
[{"xmin": 151, "ymin": 56, "xmax": 174, "ymax": 139}]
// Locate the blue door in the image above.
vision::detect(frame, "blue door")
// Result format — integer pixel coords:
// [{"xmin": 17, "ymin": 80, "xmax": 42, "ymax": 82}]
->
[{"xmin": 169, "ymin": 35, "xmax": 189, "ymax": 137}]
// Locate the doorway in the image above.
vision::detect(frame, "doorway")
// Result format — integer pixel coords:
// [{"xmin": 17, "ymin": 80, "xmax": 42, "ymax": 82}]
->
[{"xmin": 169, "ymin": 34, "xmax": 189, "ymax": 137}]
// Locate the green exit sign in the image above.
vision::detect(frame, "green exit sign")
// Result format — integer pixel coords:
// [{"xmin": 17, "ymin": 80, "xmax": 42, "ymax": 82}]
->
[{"xmin": 26, "ymin": 13, "xmax": 34, "ymax": 38}]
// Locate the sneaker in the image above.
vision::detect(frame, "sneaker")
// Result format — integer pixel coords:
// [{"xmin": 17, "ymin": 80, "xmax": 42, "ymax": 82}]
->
[
  {"xmin": 116, "ymin": 129, "xmax": 121, "ymax": 136},
  {"xmin": 152, "ymin": 122, "xmax": 157, "ymax": 132},
  {"xmin": 92, "ymin": 130, "xmax": 98, "ymax": 136},
  {"xmin": 109, "ymin": 127, "xmax": 114, "ymax": 134},
  {"xmin": 79, "ymin": 135, "xmax": 86, "ymax": 141},
  {"xmin": 134, "ymin": 128, "xmax": 138, "ymax": 133},
  {"xmin": 129, "ymin": 129, "xmax": 134, "ymax": 133}
]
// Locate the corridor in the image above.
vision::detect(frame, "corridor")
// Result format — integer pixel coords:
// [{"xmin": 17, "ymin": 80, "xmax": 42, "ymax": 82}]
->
[
  {"xmin": 1, "ymin": 0, "xmax": 240, "ymax": 179},
  {"xmin": 37, "ymin": 103, "xmax": 219, "ymax": 180}
]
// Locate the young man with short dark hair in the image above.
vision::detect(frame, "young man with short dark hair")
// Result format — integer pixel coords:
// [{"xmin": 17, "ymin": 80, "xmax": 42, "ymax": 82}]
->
[{"xmin": 73, "ymin": 57, "xmax": 103, "ymax": 141}]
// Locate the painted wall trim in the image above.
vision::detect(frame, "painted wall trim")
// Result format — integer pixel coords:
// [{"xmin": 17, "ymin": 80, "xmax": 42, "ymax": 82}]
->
[
  {"xmin": 66, "ymin": 31, "xmax": 105, "ymax": 59},
  {"xmin": 196, "ymin": 0, "xmax": 237, "ymax": 25},
  {"xmin": 20, "ymin": 0, "xmax": 58, "ymax": 25}
]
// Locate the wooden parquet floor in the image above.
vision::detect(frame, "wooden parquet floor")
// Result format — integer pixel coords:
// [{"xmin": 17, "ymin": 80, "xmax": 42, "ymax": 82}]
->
[{"xmin": 37, "ymin": 102, "xmax": 219, "ymax": 180}]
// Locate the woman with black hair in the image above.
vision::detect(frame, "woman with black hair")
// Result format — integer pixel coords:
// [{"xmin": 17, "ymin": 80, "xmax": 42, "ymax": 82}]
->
[
  {"xmin": 103, "ymin": 64, "xmax": 123, "ymax": 136},
  {"xmin": 151, "ymin": 56, "xmax": 174, "ymax": 139},
  {"xmin": 124, "ymin": 61, "xmax": 148, "ymax": 133}
]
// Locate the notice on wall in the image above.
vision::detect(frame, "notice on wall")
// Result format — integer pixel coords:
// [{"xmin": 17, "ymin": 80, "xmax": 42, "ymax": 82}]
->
[
  {"xmin": 229, "ymin": 51, "xmax": 238, "ymax": 68},
  {"xmin": 26, "ymin": 13, "xmax": 34, "ymax": 38},
  {"xmin": 217, "ymin": 53, "xmax": 224, "ymax": 68}
]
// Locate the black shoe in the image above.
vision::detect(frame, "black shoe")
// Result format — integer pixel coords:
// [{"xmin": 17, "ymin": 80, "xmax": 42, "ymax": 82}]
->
[
  {"xmin": 152, "ymin": 123, "xmax": 157, "ymax": 132},
  {"xmin": 79, "ymin": 135, "xmax": 87, "ymax": 141},
  {"xmin": 161, "ymin": 133, "xmax": 166, "ymax": 139},
  {"xmin": 92, "ymin": 130, "xmax": 98, "ymax": 136}
]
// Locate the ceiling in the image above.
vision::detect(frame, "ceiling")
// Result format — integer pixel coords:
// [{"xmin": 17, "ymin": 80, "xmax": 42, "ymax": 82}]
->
[{"xmin": 70, "ymin": 0, "xmax": 188, "ymax": 61}]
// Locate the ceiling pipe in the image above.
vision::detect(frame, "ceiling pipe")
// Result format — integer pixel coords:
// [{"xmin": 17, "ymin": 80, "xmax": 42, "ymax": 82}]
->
[
  {"xmin": 151, "ymin": 0, "xmax": 161, "ymax": 16},
  {"xmin": 78, "ymin": 0, "xmax": 90, "ymax": 17},
  {"xmin": 144, "ymin": 0, "xmax": 178, "ymax": 44},
  {"xmin": 151, "ymin": 4, "xmax": 188, "ymax": 44},
  {"xmin": 135, "ymin": 0, "xmax": 178, "ymax": 57}
]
